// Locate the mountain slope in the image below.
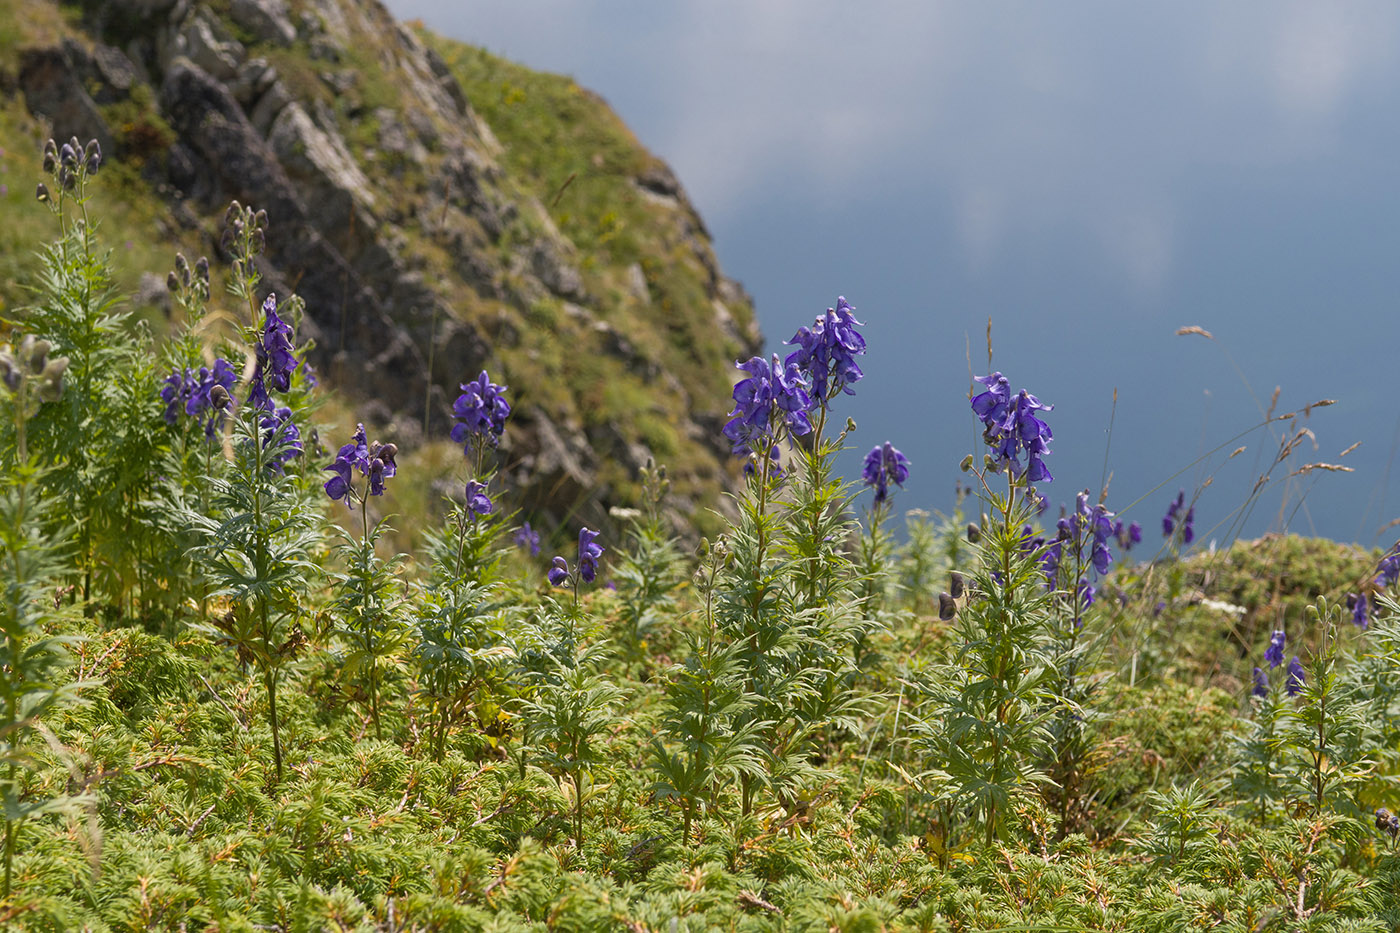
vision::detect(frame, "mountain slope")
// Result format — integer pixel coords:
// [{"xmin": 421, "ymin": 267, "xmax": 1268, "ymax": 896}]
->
[{"xmin": 0, "ymin": 0, "xmax": 761, "ymax": 533}]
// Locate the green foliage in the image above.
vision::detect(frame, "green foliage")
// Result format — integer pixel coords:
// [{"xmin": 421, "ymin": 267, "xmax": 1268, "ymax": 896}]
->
[{"xmin": 1, "ymin": 134, "xmax": 1398, "ymax": 932}]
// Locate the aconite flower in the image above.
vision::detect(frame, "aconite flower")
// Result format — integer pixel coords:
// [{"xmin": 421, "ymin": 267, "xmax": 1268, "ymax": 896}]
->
[
  {"xmin": 323, "ymin": 424, "xmax": 394, "ymax": 505},
  {"xmin": 723, "ymin": 354, "xmax": 812, "ymax": 456},
  {"xmin": 1252, "ymin": 666, "xmax": 1269, "ymax": 698},
  {"xmin": 577, "ymin": 527, "xmax": 604, "ymax": 583},
  {"xmin": 1348, "ymin": 592, "xmax": 1370, "ymax": 630},
  {"xmin": 548, "ymin": 556, "xmax": 571, "ymax": 587},
  {"xmin": 515, "ymin": 521, "xmax": 541, "ymax": 556},
  {"xmin": 970, "ymin": 372, "xmax": 1053, "ymax": 482},
  {"xmin": 464, "ymin": 480, "xmax": 493, "ymax": 516},
  {"xmin": 784, "ymin": 296, "xmax": 865, "ymax": 404},
  {"xmin": 862, "ymin": 441, "xmax": 910, "ymax": 504},
  {"xmin": 1286, "ymin": 656, "xmax": 1306, "ymax": 696},
  {"xmin": 1376, "ymin": 543, "xmax": 1400, "ymax": 589},
  {"xmin": 451, "ymin": 370, "xmax": 511, "ymax": 450},
  {"xmin": 1162, "ymin": 491, "xmax": 1195, "ymax": 543},
  {"xmin": 1265, "ymin": 629, "xmax": 1286, "ymax": 668},
  {"xmin": 257, "ymin": 295, "xmax": 298, "ymax": 392}
]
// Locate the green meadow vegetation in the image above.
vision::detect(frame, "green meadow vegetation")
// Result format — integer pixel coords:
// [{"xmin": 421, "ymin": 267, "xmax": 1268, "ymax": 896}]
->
[{"xmin": 2, "ymin": 134, "xmax": 1400, "ymax": 933}]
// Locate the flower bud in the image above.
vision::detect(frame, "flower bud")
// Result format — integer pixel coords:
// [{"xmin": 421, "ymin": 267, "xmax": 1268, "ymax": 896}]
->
[
  {"xmin": 167, "ymin": 271, "xmax": 180, "ymax": 292},
  {"xmin": 209, "ymin": 385, "xmax": 231, "ymax": 409},
  {"xmin": 251, "ymin": 227, "xmax": 265, "ymax": 254},
  {"xmin": 195, "ymin": 256, "xmax": 210, "ymax": 284},
  {"xmin": 1377, "ymin": 808, "xmax": 1393, "ymax": 832},
  {"xmin": 938, "ymin": 592, "xmax": 957, "ymax": 621},
  {"xmin": 84, "ymin": 139, "xmax": 101, "ymax": 174},
  {"xmin": 697, "ymin": 537, "xmax": 710, "ymax": 559},
  {"xmin": 36, "ymin": 357, "xmax": 67, "ymax": 403},
  {"xmin": 25, "ymin": 338, "xmax": 52, "ymax": 373},
  {"xmin": 0, "ymin": 351, "xmax": 19, "ymax": 392},
  {"xmin": 59, "ymin": 142, "xmax": 76, "ymax": 168},
  {"xmin": 983, "ymin": 454, "xmax": 998, "ymax": 472},
  {"xmin": 966, "ymin": 522, "xmax": 981, "ymax": 544},
  {"xmin": 960, "ymin": 453, "xmax": 974, "ymax": 472},
  {"xmin": 60, "ymin": 166, "xmax": 75, "ymax": 190},
  {"xmin": 377, "ymin": 442, "xmax": 398, "ymax": 467},
  {"xmin": 35, "ymin": 182, "xmax": 50, "ymax": 203},
  {"xmin": 254, "ymin": 209, "xmax": 268, "ymax": 230},
  {"xmin": 949, "ymin": 571, "xmax": 965, "ymax": 599},
  {"xmin": 224, "ymin": 201, "xmax": 242, "ymax": 227}
]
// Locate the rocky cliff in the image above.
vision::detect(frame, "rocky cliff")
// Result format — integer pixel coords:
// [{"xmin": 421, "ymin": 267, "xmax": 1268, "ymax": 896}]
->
[{"xmin": 0, "ymin": 0, "xmax": 761, "ymax": 534}]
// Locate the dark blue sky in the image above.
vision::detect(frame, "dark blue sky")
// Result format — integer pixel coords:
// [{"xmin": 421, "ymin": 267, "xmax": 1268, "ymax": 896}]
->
[{"xmin": 388, "ymin": 1, "xmax": 1400, "ymax": 547}]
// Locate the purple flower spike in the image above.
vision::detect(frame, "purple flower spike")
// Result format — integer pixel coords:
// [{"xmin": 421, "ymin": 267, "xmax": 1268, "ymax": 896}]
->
[
  {"xmin": 577, "ymin": 527, "xmax": 603, "ymax": 583},
  {"xmin": 515, "ymin": 521, "xmax": 541, "ymax": 556},
  {"xmin": 1286, "ymin": 656, "xmax": 1306, "ymax": 696},
  {"xmin": 1251, "ymin": 666, "xmax": 1269, "ymax": 698},
  {"xmin": 260, "ymin": 405, "xmax": 301, "ymax": 471},
  {"xmin": 970, "ymin": 373, "xmax": 1053, "ymax": 482},
  {"xmin": 1376, "ymin": 542, "xmax": 1400, "ymax": 589},
  {"xmin": 465, "ymin": 480, "xmax": 493, "ymax": 516},
  {"xmin": 323, "ymin": 423, "xmax": 396, "ymax": 505},
  {"xmin": 548, "ymin": 556, "xmax": 570, "ymax": 587},
  {"xmin": 257, "ymin": 295, "xmax": 299, "ymax": 393},
  {"xmin": 784, "ymin": 296, "xmax": 866, "ymax": 405},
  {"xmin": 723, "ymin": 354, "xmax": 812, "ymax": 457},
  {"xmin": 451, "ymin": 370, "xmax": 511, "ymax": 450},
  {"xmin": 1350, "ymin": 592, "xmax": 1370, "ymax": 629},
  {"xmin": 1162, "ymin": 491, "xmax": 1194, "ymax": 543},
  {"xmin": 862, "ymin": 441, "xmax": 911, "ymax": 504},
  {"xmin": 1265, "ymin": 629, "xmax": 1286, "ymax": 668}
]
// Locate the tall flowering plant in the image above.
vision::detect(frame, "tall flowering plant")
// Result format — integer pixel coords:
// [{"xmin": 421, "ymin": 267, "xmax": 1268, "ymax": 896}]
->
[
  {"xmin": 324, "ymin": 424, "xmax": 406, "ymax": 740},
  {"xmin": 916, "ymin": 370, "xmax": 1057, "ymax": 845},
  {"xmin": 187, "ymin": 203, "xmax": 318, "ymax": 785}
]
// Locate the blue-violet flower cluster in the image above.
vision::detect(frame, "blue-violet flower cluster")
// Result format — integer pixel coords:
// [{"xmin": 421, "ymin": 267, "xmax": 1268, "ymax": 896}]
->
[
  {"xmin": 1265, "ymin": 629, "xmax": 1286, "ymax": 668},
  {"xmin": 550, "ymin": 527, "xmax": 604, "ymax": 587},
  {"xmin": 1162, "ymin": 490, "xmax": 1195, "ymax": 544},
  {"xmin": 785, "ymin": 296, "xmax": 865, "ymax": 404},
  {"xmin": 723, "ymin": 354, "xmax": 811, "ymax": 457},
  {"xmin": 160, "ymin": 358, "xmax": 237, "ymax": 437},
  {"xmin": 970, "ymin": 372, "xmax": 1053, "ymax": 482},
  {"xmin": 451, "ymin": 371, "xmax": 511, "ymax": 451},
  {"xmin": 324, "ymin": 423, "xmax": 398, "ymax": 507},
  {"xmin": 862, "ymin": 441, "xmax": 910, "ymax": 504}
]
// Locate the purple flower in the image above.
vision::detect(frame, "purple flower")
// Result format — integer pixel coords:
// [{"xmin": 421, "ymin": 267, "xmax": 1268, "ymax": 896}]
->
[
  {"xmin": 1348, "ymin": 592, "xmax": 1369, "ymax": 630},
  {"xmin": 862, "ymin": 441, "xmax": 911, "ymax": 504},
  {"xmin": 260, "ymin": 405, "xmax": 302, "ymax": 470},
  {"xmin": 1376, "ymin": 542, "xmax": 1400, "ymax": 589},
  {"xmin": 970, "ymin": 373, "xmax": 1053, "ymax": 482},
  {"xmin": 464, "ymin": 480, "xmax": 493, "ymax": 516},
  {"xmin": 577, "ymin": 527, "xmax": 603, "ymax": 583},
  {"xmin": 1077, "ymin": 578, "xmax": 1095, "ymax": 611},
  {"xmin": 515, "ymin": 521, "xmax": 541, "ymax": 556},
  {"xmin": 1114, "ymin": 520, "xmax": 1143, "ymax": 552},
  {"xmin": 187, "ymin": 359, "xmax": 238, "ymax": 437},
  {"xmin": 323, "ymin": 424, "xmax": 395, "ymax": 505},
  {"xmin": 451, "ymin": 371, "xmax": 511, "ymax": 450},
  {"xmin": 723, "ymin": 354, "xmax": 812, "ymax": 456},
  {"xmin": 256, "ymin": 295, "xmax": 298, "ymax": 393},
  {"xmin": 784, "ymin": 296, "xmax": 865, "ymax": 404},
  {"xmin": 1265, "ymin": 629, "xmax": 1286, "ymax": 668},
  {"xmin": 1163, "ymin": 491, "xmax": 1195, "ymax": 543},
  {"xmin": 160, "ymin": 368, "xmax": 192, "ymax": 425},
  {"xmin": 1252, "ymin": 666, "xmax": 1269, "ymax": 698},
  {"xmin": 548, "ymin": 556, "xmax": 570, "ymax": 587},
  {"xmin": 1286, "ymin": 656, "xmax": 1306, "ymax": 696}
]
